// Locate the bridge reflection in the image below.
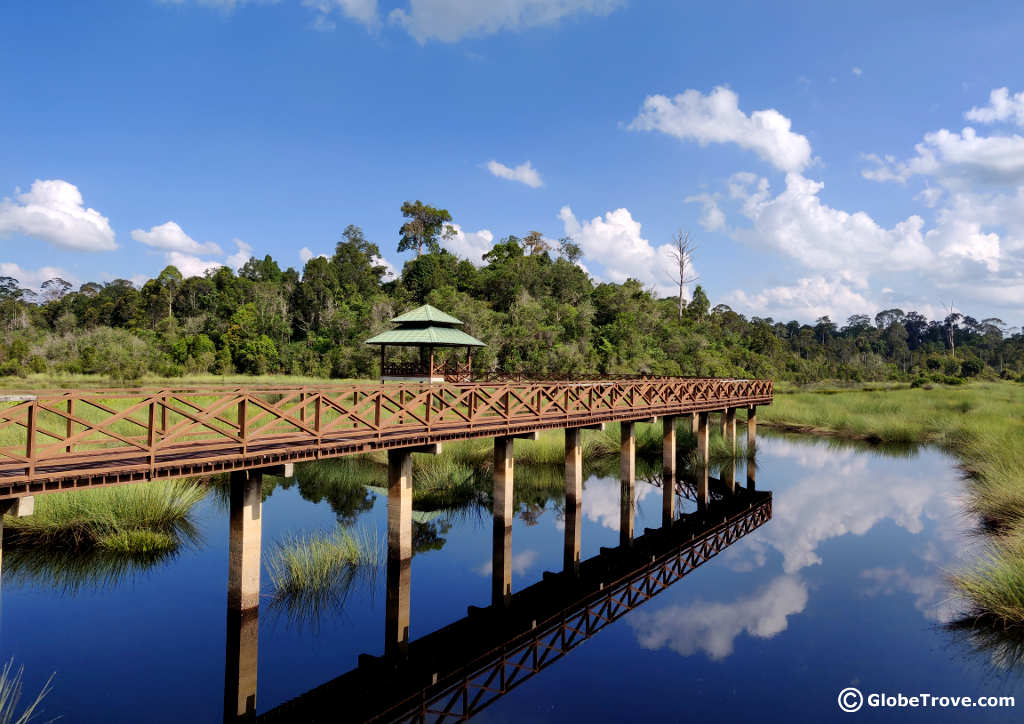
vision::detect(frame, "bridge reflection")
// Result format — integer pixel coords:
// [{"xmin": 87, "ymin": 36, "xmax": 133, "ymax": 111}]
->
[{"xmin": 236, "ymin": 482, "xmax": 770, "ymax": 723}]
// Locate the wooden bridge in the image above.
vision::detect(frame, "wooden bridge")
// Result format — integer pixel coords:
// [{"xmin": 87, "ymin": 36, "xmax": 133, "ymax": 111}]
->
[{"xmin": 0, "ymin": 377, "xmax": 771, "ymax": 497}]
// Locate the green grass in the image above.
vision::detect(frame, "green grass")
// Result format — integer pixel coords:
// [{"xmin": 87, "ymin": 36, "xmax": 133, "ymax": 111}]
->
[
  {"xmin": 0, "ymin": 658, "xmax": 55, "ymax": 724},
  {"xmin": 266, "ymin": 527, "xmax": 381, "ymax": 623},
  {"xmin": 3, "ymin": 479, "xmax": 205, "ymax": 553},
  {"xmin": 758, "ymin": 380, "xmax": 1024, "ymax": 627}
]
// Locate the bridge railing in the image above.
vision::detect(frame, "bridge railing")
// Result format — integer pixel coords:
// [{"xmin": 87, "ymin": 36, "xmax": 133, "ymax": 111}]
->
[{"xmin": 0, "ymin": 377, "xmax": 772, "ymax": 485}]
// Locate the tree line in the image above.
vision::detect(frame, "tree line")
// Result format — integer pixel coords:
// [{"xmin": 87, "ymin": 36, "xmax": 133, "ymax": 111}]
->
[{"xmin": 1, "ymin": 201, "xmax": 1022, "ymax": 384}]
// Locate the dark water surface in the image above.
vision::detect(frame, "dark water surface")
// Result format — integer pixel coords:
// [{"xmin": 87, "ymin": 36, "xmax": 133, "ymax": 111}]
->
[{"xmin": 2, "ymin": 432, "xmax": 1021, "ymax": 722}]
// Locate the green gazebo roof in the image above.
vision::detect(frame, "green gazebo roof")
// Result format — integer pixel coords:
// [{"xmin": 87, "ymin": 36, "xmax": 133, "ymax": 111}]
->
[
  {"xmin": 391, "ymin": 304, "xmax": 464, "ymax": 326},
  {"xmin": 364, "ymin": 304, "xmax": 486, "ymax": 348}
]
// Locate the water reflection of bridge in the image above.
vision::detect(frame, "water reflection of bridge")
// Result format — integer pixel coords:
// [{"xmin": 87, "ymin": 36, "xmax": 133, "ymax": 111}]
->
[{"xmin": 239, "ymin": 484, "xmax": 770, "ymax": 723}]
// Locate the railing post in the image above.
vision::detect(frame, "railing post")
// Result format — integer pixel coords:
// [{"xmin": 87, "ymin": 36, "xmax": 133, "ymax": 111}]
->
[
  {"xmin": 238, "ymin": 397, "xmax": 247, "ymax": 457},
  {"xmin": 314, "ymin": 394, "xmax": 322, "ymax": 441},
  {"xmin": 25, "ymin": 401, "xmax": 36, "ymax": 479},
  {"xmin": 65, "ymin": 398, "xmax": 74, "ymax": 454},
  {"xmin": 374, "ymin": 392, "xmax": 382, "ymax": 438},
  {"xmin": 299, "ymin": 389, "xmax": 306, "ymax": 424},
  {"xmin": 148, "ymin": 398, "xmax": 157, "ymax": 471}
]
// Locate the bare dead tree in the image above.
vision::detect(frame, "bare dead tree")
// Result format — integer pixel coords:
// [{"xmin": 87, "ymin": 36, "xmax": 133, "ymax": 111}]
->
[
  {"xmin": 666, "ymin": 230, "xmax": 699, "ymax": 320},
  {"xmin": 943, "ymin": 300, "xmax": 962, "ymax": 359}
]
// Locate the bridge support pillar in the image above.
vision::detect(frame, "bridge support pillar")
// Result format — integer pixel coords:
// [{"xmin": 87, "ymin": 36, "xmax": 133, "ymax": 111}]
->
[
  {"xmin": 494, "ymin": 437, "xmax": 514, "ymax": 523},
  {"xmin": 747, "ymin": 459, "xmax": 757, "ymax": 491},
  {"xmin": 747, "ymin": 405, "xmax": 757, "ymax": 457},
  {"xmin": 228, "ymin": 471, "xmax": 262, "ymax": 612},
  {"xmin": 386, "ymin": 448, "xmax": 414, "ymax": 656},
  {"xmin": 620, "ymin": 422, "xmax": 635, "ymax": 546},
  {"xmin": 690, "ymin": 413, "xmax": 699, "ymax": 436},
  {"xmin": 696, "ymin": 412, "xmax": 709, "ymax": 509},
  {"xmin": 565, "ymin": 428, "xmax": 582, "ymax": 505},
  {"xmin": 725, "ymin": 408, "xmax": 737, "ymax": 452},
  {"xmin": 224, "ymin": 607, "xmax": 259, "ymax": 722},
  {"xmin": 662, "ymin": 416, "xmax": 676, "ymax": 527}
]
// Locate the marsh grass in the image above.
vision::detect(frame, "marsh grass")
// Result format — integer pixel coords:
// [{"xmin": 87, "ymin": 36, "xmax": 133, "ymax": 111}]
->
[
  {"xmin": 266, "ymin": 527, "xmax": 381, "ymax": 624},
  {"xmin": 3, "ymin": 544, "xmax": 179, "ymax": 596},
  {"xmin": 761, "ymin": 381, "xmax": 1024, "ymax": 627},
  {"xmin": 3, "ymin": 480, "xmax": 205, "ymax": 553},
  {"xmin": 0, "ymin": 658, "xmax": 55, "ymax": 724}
]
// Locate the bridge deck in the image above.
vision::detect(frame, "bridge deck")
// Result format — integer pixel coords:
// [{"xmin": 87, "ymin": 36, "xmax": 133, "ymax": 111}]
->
[{"xmin": 0, "ymin": 377, "xmax": 772, "ymax": 498}]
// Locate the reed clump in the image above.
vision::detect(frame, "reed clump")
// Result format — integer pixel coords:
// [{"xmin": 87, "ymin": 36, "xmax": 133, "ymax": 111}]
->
[
  {"xmin": 266, "ymin": 527, "xmax": 381, "ymax": 621},
  {"xmin": 3, "ymin": 480, "xmax": 205, "ymax": 554},
  {"xmin": 0, "ymin": 657, "xmax": 55, "ymax": 724}
]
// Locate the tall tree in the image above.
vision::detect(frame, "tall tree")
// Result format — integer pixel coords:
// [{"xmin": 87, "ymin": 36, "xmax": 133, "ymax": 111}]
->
[
  {"xmin": 666, "ymin": 230, "xmax": 698, "ymax": 320},
  {"xmin": 332, "ymin": 224, "xmax": 387, "ymax": 296},
  {"xmin": 398, "ymin": 201, "xmax": 454, "ymax": 257},
  {"xmin": 522, "ymin": 230, "xmax": 551, "ymax": 256}
]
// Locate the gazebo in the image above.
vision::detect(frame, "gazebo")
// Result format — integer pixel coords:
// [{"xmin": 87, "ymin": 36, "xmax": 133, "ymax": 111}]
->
[{"xmin": 365, "ymin": 304, "xmax": 485, "ymax": 383}]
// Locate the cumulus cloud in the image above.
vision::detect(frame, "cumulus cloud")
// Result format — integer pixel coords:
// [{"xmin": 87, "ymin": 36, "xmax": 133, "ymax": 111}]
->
[
  {"xmin": 299, "ymin": 247, "xmax": 315, "ymax": 264},
  {"xmin": 852, "ymin": 66, "xmax": 862, "ymax": 77},
  {"xmin": 164, "ymin": 251, "xmax": 224, "ymax": 278},
  {"xmin": 389, "ymin": 0, "xmax": 621, "ymax": 43},
  {"xmin": 726, "ymin": 275, "xmax": 876, "ymax": 321},
  {"xmin": 486, "ymin": 160, "xmax": 543, "ymax": 188},
  {"xmin": 728, "ymin": 172, "xmax": 932, "ymax": 279},
  {"xmin": 628, "ymin": 576, "xmax": 809, "ymax": 661},
  {"xmin": 579, "ymin": 475, "xmax": 656, "ymax": 531},
  {"xmin": 0, "ymin": 262, "xmax": 78, "ymax": 292},
  {"xmin": 559, "ymin": 205, "xmax": 681, "ymax": 297},
  {"xmin": 965, "ymin": 87, "xmax": 1024, "ymax": 125},
  {"xmin": 861, "ymin": 567, "xmax": 961, "ymax": 624},
  {"xmin": 226, "ymin": 239, "xmax": 254, "ymax": 270},
  {"xmin": 131, "ymin": 221, "xmax": 223, "ymax": 255},
  {"xmin": 0, "ymin": 179, "xmax": 116, "ymax": 252},
  {"xmin": 302, "ymin": 0, "xmax": 379, "ymax": 30},
  {"xmin": 441, "ymin": 223, "xmax": 495, "ymax": 266},
  {"xmin": 372, "ymin": 254, "xmax": 398, "ymax": 280},
  {"xmin": 684, "ymin": 192, "xmax": 726, "ymax": 231},
  {"xmin": 629, "ymin": 86, "xmax": 813, "ymax": 173}
]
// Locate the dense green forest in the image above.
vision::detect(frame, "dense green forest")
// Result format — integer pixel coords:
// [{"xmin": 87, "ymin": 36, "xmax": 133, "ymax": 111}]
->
[{"xmin": 1, "ymin": 204, "xmax": 1023, "ymax": 385}]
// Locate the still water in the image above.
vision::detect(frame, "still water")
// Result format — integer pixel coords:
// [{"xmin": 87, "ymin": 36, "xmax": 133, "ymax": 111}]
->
[{"xmin": 2, "ymin": 431, "xmax": 1021, "ymax": 722}]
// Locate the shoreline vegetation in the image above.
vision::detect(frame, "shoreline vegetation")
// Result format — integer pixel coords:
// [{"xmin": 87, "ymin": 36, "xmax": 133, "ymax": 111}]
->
[{"xmin": 759, "ymin": 380, "xmax": 1024, "ymax": 630}]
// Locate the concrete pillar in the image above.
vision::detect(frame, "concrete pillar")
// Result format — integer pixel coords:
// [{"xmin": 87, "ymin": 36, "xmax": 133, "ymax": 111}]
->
[
  {"xmin": 662, "ymin": 416, "xmax": 676, "ymax": 527},
  {"xmin": 696, "ymin": 412, "xmax": 709, "ymax": 509},
  {"xmin": 563, "ymin": 497, "xmax": 582, "ymax": 575},
  {"xmin": 565, "ymin": 428, "xmax": 583, "ymax": 505},
  {"xmin": 723, "ymin": 458, "xmax": 736, "ymax": 494},
  {"xmin": 386, "ymin": 449, "xmax": 413, "ymax": 655},
  {"xmin": 223, "ymin": 608, "xmax": 259, "ymax": 722},
  {"xmin": 725, "ymin": 408, "xmax": 737, "ymax": 453},
  {"xmin": 620, "ymin": 422, "xmax": 635, "ymax": 546},
  {"xmin": 0, "ymin": 497, "xmax": 33, "ymax": 573},
  {"xmin": 747, "ymin": 405, "xmax": 757, "ymax": 457},
  {"xmin": 494, "ymin": 437, "xmax": 514, "ymax": 523},
  {"xmin": 491, "ymin": 518, "xmax": 512, "ymax": 607},
  {"xmin": 690, "ymin": 413, "xmax": 699, "ymax": 435},
  {"xmin": 719, "ymin": 411, "xmax": 727, "ymax": 438},
  {"xmin": 747, "ymin": 459, "xmax": 757, "ymax": 491},
  {"xmin": 228, "ymin": 471, "xmax": 262, "ymax": 612}
]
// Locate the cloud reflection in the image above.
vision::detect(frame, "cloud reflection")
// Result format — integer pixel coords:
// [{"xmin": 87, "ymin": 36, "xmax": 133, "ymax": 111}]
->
[{"xmin": 628, "ymin": 576, "xmax": 808, "ymax": 661}]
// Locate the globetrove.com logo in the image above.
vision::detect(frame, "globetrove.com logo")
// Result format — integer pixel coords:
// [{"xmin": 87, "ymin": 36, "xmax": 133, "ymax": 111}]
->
[{"xmin": 838, "ymin": 687, "xmax": 1015, "ymax": 713}]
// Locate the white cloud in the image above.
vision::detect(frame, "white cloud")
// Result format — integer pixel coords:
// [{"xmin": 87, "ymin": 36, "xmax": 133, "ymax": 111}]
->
[
  {"xmin": 684, "ymin": 192, "xmax": 726, "ymax": 231},
  {"xmin": 389, "ymin": 0, "xmax": 621, "ymax": 43},
  {"xmin": 965, "ymin": 87, "xmax": 1024, "ymax": 126},
  {"xmin": 299, "ymin": 247, "xmax": 315, "ymax": 263},
  {"xmin": 864, "ymin": 127, "xmax": 1024, "ymax": 187},
  {"xmin": 226, "ymin": 238, "xmax": 253, "ymax": 270},
  {"xmin": 130, "ymin": 221, "xmax": 223, "ymax": 255},
  {"xmin": 0, "ymin": 262, "xmax": 78, "ymax": 292},
  {"xmin": 165, "ymin": 251, "xmax": 224, "ymax": 278},
  {"xmin": 628, "ymin": 86, "xmax": 813, "ymax": 173},
  {"xmin": 729, "ymin": 172, "xmax": 932, "ymax": 278},
  {"xmin": 372, "ymin": 254, "xmax": 397, "ymax": 280},
  {"xmin": 302, "ymin": 0, "xmax": 379, "ymax": 29},
  {"xmin": 726, "ymin": 275, "xmax": 876, "ymax": 321},
  {"xmin": 579, "ymin": 475, "xmax": 656, "ymax": 531},
  {"xmin": 486, "ymin": 160, "xmax": 543, "ymax": 188},
  {"xmin": 441, "ymin": 223, "xmax": 495, "ymax": 266},
  {"xmin": 0, "ymin": 179, "xmax": 116, "ymax": 252},
  {"xmin": 852, "ymin": 66, "xmax": 862, "ymax": 77},
  {"xmin": 559, "ymin": 205, "xmax": 682, "ymax": 297},
  {"xmin": 915, "ymin": 186, "xmax": 943, "ymax": 208},
  {"xmin": 628, "ymin": 576, "xmax": 809, "ymax": 661},
  {"xmin": 861, "ymin": 567, "xmax": 961, "ymax": 624}
]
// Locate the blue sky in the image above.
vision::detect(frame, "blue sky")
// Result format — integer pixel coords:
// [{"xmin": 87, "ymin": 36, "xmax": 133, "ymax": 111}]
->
[{"xmin": 3, "ymin": 0, "xmax": 1024, "ymax": 326}]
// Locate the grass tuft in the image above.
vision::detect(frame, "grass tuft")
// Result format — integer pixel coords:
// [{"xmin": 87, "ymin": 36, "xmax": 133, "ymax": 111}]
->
[{"xmin": 0, "ymin": 658, "xmax": 55, "ymax": 724}]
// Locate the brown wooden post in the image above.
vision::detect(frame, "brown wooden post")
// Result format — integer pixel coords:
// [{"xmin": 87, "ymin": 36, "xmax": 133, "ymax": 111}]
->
[
  {"xmin": 148, "ymin": 398, "xmax": 157, "ymax": 470},
  {"xmin": 65, "ymin": 398, "xmax": 74, "ymax": 454},
  {"xmin": 299, "ymin": 388, "xmax": 306, "ymax": 424},
  {"xmin": 25, "ymin": 401, "xmax": 36, "ymax": 478},
  {"xmin": 238, "ymin": 397, "xmax": 247, "ymax": 456},
  {"xmin": 314, "ymin": 394, "xmax": 322, "ymax": 439},
  {"xmin": 160, "ymin": 391, "xmax": 168, "ymax": 434}
]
